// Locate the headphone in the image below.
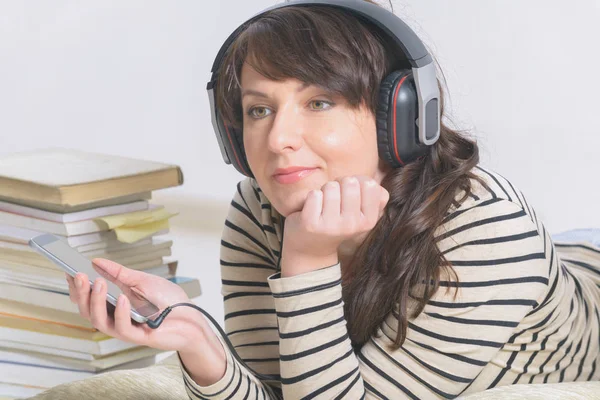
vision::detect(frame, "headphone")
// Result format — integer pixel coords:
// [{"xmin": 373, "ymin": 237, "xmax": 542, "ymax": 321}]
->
[{"xmin": 207, "ymin": 0, "xmax": 441, "ymax": 177}]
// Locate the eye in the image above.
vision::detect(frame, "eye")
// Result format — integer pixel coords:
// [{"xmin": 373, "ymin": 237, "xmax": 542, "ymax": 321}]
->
[
  {"xmin": 309, "ymin": 100, "xmax": 333, "ymax": 111},
  {"xmin": 247, "ymin": 106, "xmax": 272, "ymax": 119}
]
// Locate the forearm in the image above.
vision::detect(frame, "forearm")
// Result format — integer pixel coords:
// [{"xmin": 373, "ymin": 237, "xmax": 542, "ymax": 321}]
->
[{"xmin": 269, "ymin": 262, "xmax": 365, "ymax": 399}]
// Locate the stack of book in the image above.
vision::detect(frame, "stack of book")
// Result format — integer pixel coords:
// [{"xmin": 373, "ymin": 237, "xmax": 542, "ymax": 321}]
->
[{"xmin": 0, "ymin": 149, "xmax": 201, "ymax": 398}]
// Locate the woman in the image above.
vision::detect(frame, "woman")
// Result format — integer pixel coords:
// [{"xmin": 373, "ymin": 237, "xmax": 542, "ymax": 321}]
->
[{"xmin": 65, "ymin": 1, "xmax": 600, "ymax": 399}]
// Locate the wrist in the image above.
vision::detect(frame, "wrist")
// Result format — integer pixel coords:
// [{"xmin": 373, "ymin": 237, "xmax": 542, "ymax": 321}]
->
[
  {"xmin": 280, "ymin": 249, "xmax": 338, "ymax": 277},
  {"xmin": 179, "ymin": 320, "xmax": 227, "ymax": 386}
]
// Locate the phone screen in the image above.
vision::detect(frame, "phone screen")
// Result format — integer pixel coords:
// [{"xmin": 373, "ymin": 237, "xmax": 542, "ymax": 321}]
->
[{"xmin": 30, "ymin": 234, "xmax": 160, "ymax": 322}]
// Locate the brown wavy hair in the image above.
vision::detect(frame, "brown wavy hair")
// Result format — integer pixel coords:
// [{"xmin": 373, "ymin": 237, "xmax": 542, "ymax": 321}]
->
[{"xmin": 215, "ymin": 1, "xmax": 486, "ymax": 349}]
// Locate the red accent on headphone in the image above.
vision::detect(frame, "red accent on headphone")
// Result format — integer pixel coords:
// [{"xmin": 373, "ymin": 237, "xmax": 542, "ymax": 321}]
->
[
  {"xmin": 392, "ymin": 75, "xmax": 409, "ymax": 166},
  {"xmin": 223, "ymin": 121, "xmax": 249, "ymax": 176}
]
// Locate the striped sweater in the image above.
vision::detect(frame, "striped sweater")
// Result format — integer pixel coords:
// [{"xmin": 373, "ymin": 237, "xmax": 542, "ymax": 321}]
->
[{"xmin": 179, "ymin": 165, "xmax": 600, "ymax": 399}]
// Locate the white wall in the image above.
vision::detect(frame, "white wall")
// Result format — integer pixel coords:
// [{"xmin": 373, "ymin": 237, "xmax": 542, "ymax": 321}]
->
[{"xmin": 1, "ymin": 0, "xmax": 598, "ymax": 325}]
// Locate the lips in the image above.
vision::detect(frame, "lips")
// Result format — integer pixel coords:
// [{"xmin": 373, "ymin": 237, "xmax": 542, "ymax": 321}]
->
[
  {"xmin": 273, "ymin": 167, "xmax": 317, "ymax": 184},
  {"xmin": 273, "ymin": 166, "xmax": 314, "ymax": 175}
]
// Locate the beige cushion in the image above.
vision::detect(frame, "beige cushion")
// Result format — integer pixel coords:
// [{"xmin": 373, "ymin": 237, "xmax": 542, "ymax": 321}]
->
[
  {"xmin": 457, "ymin": 381, "xmax": 600, "ymax": 400},
  {"xmin": 29, "ymin": 354, "xmax": 600, "ymax": 400},
  {"xmin": 28, "ymin": 353, "xmax": 187, "ymax": 400}
]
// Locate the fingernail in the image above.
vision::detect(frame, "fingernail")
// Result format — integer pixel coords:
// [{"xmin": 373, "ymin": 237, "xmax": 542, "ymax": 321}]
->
[
  {"xmin": 75, "ymin": 277, "xmax": 82, "ymax": 289},
  {"xmin": 94, "ymin": 280, "xmax": 102, "ymax": 293}
]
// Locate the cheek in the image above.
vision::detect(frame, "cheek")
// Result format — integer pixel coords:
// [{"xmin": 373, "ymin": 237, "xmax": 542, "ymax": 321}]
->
[
  {"xmin": 318, "ymin": 124, "xmax": 379, "ymax": 170},
  {"xmin": 320, "ymin": 128, "xmax": 349, "ymax": 148},
  {"xmin": 243, "ymin": 131, "xmax": 266, "ymax": 168},
  {"xmin": 318, "ymin": 124, "xmax": 362, "ymax": 158}
]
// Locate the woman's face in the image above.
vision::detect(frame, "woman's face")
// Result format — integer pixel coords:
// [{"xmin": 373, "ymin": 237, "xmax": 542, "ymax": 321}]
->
[{"xmin": 240, "ymin": 62, "xmax": 390, "ymax": 217}]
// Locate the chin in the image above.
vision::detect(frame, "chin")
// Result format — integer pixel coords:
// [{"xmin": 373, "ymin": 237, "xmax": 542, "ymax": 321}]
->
[
  {"xmin": 260, "ymin": 172, "xmax": 325, "ymax": 217},
  {"xmin": 270, "ymin": 189, "xmax": 311, "ymax": 217}
]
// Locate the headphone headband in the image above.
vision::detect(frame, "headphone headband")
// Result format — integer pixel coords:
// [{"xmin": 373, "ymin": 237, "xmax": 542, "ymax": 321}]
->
[
  {"xmin": 207, "ymin": 0, "xmax": 441, "ymax": 168},
  {"xmin": 209, "ymin": 0, "xmax": 432, "ymax": 77}
]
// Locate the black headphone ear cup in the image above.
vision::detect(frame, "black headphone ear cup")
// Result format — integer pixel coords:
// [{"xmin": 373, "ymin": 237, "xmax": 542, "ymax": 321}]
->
[
  {"xmin": 376, "ymin": 70, "xmax": 429, "ymax": 168},
  {"xmin": 220, "ymin": 118, "xmax": 254, "ymax": 178},
  {"xmin": 230, "ymin": 125, "xmax": 254, "ymax": 178},
  {"xmin": 376, "ymin": 70, "xmax": 407, "ymax": 168}
]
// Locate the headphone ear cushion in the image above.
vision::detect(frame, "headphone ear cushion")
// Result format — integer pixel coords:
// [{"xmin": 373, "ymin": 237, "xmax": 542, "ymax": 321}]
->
[
  {"xmin": 221, "ymin": 119, "xmax": 254, "ymax": 178},
  {"xmin": 231, "ymin": 126, "xmax": 253, "ymax": 178},
  {"xmin": 377, "ymin": 70, "xmax": 428, "ymax": 168},
  {"xmin": 376, "ymin": 70, "xmax": 409, "ymax": 168}
]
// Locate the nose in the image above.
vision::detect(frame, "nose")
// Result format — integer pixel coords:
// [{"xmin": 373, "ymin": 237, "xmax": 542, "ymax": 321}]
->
[{"xmin": 267, "ymin": 104, "xmax": 304, "ymax": 154}]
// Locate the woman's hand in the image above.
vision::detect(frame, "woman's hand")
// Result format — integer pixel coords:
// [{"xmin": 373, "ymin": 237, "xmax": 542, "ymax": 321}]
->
[
  {"xmin": 66, "ymin": 258, "xmax": 210, "ymax": 352},
  {"xmin": 281, "ymin": 175, "xmax": 389, "ymax": 276}
]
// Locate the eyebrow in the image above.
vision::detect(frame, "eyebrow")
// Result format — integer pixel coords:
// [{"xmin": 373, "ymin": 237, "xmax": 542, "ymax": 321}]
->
[{"xmin": 241, "ymin": 82, "xmax": 310, "ymax": 99}]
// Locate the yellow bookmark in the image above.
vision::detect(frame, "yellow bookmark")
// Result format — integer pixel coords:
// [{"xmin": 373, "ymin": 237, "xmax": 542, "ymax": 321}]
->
[{"xmin": 95, "ymin": 207, "xmax": 177, "ymax": 243}]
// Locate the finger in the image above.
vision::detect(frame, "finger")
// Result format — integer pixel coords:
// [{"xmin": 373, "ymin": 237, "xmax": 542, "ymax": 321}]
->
[
  {"xmin": 113, "ymin": 294, "xmax": 146, "ymax": 344},
  {"xmin": 89, "ymin": 278, "xmax": 115, "ymax": 334},
  {"xmin": 91, "ymin": 258, "xmax": 142, "ymax": 287},
  {"xmin": 380, "ymin": 186, "xmax": 390, "ymax": 212},
  {"xmin": 359, "ymin": 178, "xmax": 380, "ymax": 224},
  {"xmin": 340, "ymin": 176, "xmax": 361, "ymax": 219},
  {"xmin": 301, "ymin": 189, "xmax": 323, "ymax": 230},
  {"xmin": 74, "ymin": 273, "xmax": 92, "ymax": 319},
  {"xmin": 66, "ymin": 273, "xmax": 77, "ymax": 303},
  {"xmin": 321, "ymin": 181, "xmax": 341, "ymax": 217}
]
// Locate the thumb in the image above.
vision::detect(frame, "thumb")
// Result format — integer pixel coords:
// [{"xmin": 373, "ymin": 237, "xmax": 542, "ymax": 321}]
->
[{"xmin": 92, "ymin": 258, "xmax": 142, "ymax": 286}]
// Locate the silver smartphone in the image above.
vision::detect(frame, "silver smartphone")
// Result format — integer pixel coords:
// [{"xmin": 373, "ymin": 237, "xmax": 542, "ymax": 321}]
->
[{"xmin": 29, "ymin": 233, "xmax": 160, "ymax": 323}]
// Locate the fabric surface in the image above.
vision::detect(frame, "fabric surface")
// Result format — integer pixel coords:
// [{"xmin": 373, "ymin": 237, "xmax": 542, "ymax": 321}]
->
[
  {"xmin": 456, "ymin": 381, "xmax": 600, "ymax": 400},
  {"xmin": 28, "ymin": 354, "xmax": 187, "ymax": 400},
  {"xmin": 177, "ymin": 165, "xmax": 600, "ymax": 399},
  {"xmin": 27, "ymin": 354, "xmax": 600, "ymax": 399}
]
